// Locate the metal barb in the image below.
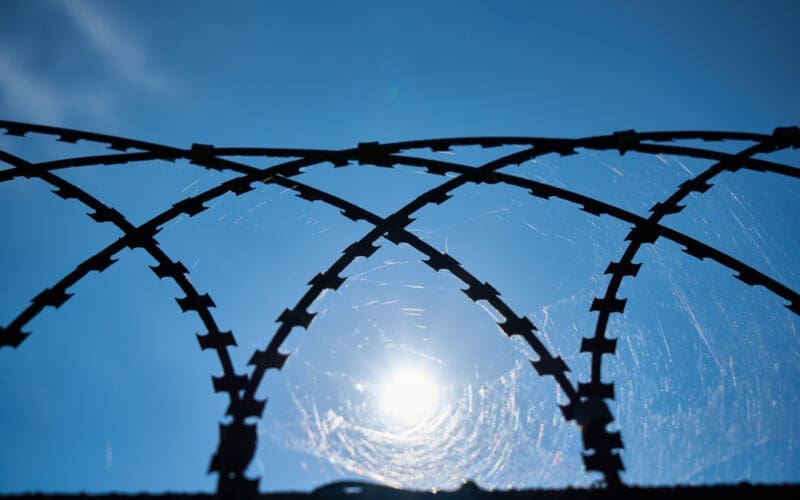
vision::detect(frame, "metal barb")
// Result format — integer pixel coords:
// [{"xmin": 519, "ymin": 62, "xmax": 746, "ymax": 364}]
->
[{"xmin": 1, "ymin": 121, "xmax": 798, "ymax": 492}]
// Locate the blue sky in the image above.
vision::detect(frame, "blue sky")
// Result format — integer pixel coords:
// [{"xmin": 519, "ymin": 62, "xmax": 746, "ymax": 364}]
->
[{"xmin": 0, "ymin": 0, "xmax": 799, "ymax": 494}]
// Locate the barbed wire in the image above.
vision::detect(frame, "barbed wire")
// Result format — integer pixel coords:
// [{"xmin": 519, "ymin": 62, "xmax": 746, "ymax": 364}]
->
[{"xmin": 1, "ymin": 120, "xmax": 798, "ymax": 494}]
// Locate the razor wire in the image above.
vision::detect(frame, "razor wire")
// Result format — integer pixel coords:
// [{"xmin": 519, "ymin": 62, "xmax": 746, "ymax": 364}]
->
[{"xmin": 0, "ymin": 120, "xmax": 798, "ymax": 493}]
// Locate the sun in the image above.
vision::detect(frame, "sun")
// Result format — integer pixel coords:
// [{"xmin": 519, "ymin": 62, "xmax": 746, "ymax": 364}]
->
[{"xmin": 378, "ymin": 368, "xmax": 439, "ymax": 425}]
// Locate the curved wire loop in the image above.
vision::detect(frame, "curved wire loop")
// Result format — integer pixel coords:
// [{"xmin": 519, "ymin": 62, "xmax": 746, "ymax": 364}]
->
[{"xmin": 0, "ymin": 121, "xmax": 798, "ymax": 493}]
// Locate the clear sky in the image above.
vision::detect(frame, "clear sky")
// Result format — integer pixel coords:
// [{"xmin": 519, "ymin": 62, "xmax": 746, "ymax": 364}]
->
[{"xmin": 0, "ymin": 0, "xmax": 799, "ymax": 494}]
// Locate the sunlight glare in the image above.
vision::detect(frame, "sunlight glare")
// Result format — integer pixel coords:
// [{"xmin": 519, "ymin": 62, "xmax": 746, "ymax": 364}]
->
[{"xmin": 379, "ymin": 368, "xmax": 439, "ymax": 424}]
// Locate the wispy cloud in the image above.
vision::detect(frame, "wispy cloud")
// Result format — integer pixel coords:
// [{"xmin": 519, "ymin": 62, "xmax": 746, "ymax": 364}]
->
[
  {"xmin": 0, "ymin": 0, "xmax": 172, "ymax": 124},
  {"xmin": 57, "ymin": 0, "xmax": 171, "ymax": 94},
  {"xmin": 0, "ymin": 48, "xmax": 66, "ymax": 122},
  {"xmin": 0, "ymin": 43, "xmax": 117, "ymax": 124}
]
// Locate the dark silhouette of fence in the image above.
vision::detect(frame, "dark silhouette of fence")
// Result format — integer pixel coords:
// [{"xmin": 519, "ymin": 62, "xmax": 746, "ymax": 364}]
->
[{"xmin": 1, "ymin": 121, "xmax": 798, "ymax": 495}]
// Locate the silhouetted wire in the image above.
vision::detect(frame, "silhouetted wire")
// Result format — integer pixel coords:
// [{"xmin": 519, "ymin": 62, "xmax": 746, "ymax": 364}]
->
[{"xmin": 0, "ymin": 120, "xmax": 798, "ymax": 493}]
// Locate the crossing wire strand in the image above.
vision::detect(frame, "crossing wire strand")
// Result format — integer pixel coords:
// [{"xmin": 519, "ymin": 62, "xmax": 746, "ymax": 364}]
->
[{"xmin": 0, "ymin": 121, "xmax": 797, "ymax": 492}]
